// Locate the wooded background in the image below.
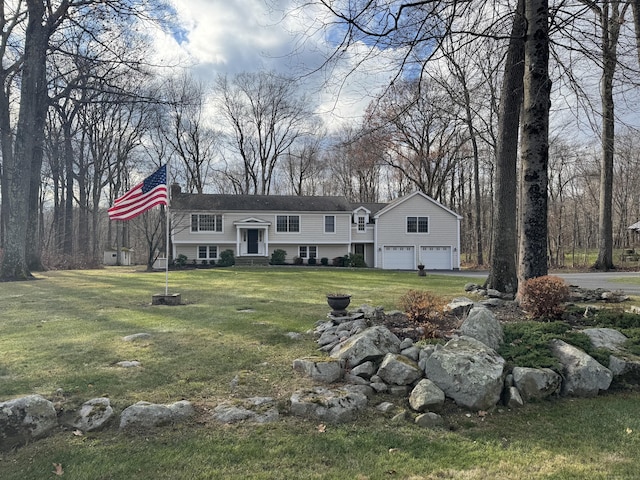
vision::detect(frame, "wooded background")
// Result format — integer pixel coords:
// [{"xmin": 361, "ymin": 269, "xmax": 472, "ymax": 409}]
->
[{"xmin": 1, "ymin": 1, "xmax": 640, "ymax": 275}]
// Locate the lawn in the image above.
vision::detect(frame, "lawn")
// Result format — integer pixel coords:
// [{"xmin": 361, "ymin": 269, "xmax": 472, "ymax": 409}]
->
[{"xmin": 1, "ymin": 266, "xmax": 640, "ymax": 479}]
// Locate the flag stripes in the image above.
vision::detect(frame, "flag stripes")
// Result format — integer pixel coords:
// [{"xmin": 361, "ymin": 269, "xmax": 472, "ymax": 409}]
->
[{"xmin": 108, "ymin": 165, "xmax": 167, "ymax": 221}]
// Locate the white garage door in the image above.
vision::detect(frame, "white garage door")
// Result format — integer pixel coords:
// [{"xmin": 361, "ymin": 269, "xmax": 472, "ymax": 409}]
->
[
  {"xmin": 420, "ymin": 246, "xmax": 451, "ymax": 270},
  {"xmin": 383, "ymin": 246, "xmax": 415, "ymax": 270}
]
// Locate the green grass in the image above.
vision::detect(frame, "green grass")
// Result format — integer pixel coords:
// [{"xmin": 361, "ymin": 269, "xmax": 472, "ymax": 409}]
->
[
  {"xmin": 2, "ymin": 266, "xmax": 640, "ymax": 479},
  {"xmin": 560, "ymin": 248, "xmax": 640, "ymax": 268}
]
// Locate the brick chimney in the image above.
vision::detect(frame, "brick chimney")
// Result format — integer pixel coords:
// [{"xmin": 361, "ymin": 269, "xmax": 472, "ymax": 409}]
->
[{"xmin": 170, "ymin": 183, "xmax": 182, "ymax": 198}]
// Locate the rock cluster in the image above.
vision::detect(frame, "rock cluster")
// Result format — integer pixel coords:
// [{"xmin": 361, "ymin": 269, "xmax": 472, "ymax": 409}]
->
[
  {"xmin": 0, "ymin": 395, "xmax": 196, "ymax": 450},
  {"xmin": 464, "ymin": 282, "xmax": 630, "ymax": 304},
  {"xmin": 290, "ymin": 303, "xmax": 639, "ymax": 426}
]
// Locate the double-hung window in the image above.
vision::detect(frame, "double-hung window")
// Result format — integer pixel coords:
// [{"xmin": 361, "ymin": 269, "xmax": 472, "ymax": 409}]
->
[
  {"xmin": 191, "ymin": 214, "xmax": 222, "ymax": 232},
  {"xmin": 197, "ymin": 245, "xmax": 218, "ymax": 259},
  {"xmin": 276, "ymin": 215, "xmax": 300, "ymax": 232},
  {"xmin": 299, "ymin": 246, "xmax": 317, "ymax": 259},
  {"xmin": 407, "ymin": 216, "xmax": 429, "ymax": 233},
  {"xmin": 357, "ymin": 216, "xmax": 366, "ymax": 232},
  {"xmin": 324, "ymin": 215, "xmax": 335, "ymax": 233}
]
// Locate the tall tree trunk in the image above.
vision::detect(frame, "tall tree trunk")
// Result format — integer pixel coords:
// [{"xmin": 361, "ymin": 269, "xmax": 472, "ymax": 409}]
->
[
  {"xmin": 26, "ymin": 144, "xmax": 45, "ymax": 271},
  {"xmin": 517, "ymin": 0, "xmax": 551, "ymax": 291},
  {"xmin": 486, "ymin": 0, "xmax": 525, "ymax": 293},
  {"xmin": 1, "ymin": 0, "xmax": 49, "ymax": 279},
  {"xmin": 63, "ymin": 123, "xmax": 74, "ymax": 255},
  {"xmin": 0, "ymin": 80, "xmax": 11, "ymax": 251},
  {"xmin": 594, "ymin": 2, "xmax": 622, "ymax": 271},
  {"xmin": 632, "ymin": 0, "xmax": 640, "ymax": 63}
]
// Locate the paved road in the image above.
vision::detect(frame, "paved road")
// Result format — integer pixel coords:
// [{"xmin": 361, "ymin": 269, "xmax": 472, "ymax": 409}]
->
[{"xmin": 434, "ymin": 270, "xmax": 640, "ymax": 296}]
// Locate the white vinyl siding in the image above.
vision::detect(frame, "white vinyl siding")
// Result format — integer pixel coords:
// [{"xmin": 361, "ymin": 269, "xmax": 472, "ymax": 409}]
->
[
  {"xmin": 173, "ymin": 212, "xmax": 352, "ymax": 246},
  {"xmin": 375, "ymin": 192, "xmax": 460, "ymax": 269}
]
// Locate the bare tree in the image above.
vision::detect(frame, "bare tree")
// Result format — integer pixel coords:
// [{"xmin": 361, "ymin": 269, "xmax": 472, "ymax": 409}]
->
[
  {"xmin": 160, "ymin": 73, "xmax": 217, "ymax": 194},
  {"xmin": 588, "ymin": 1, "xmax": 629, "ymax": 270},
  {"xmin": 282, "ymin": 133, "xmax": 325, "ymax": 196},
  {"xmin": 301, "ymin": 0, "xmax": 552, "ymax": 292},
  {"xmin": 2, "ymin": 0, "xmax": 65, "ymax": 279},
  {"xmin": 0, "ymin": 0, "xmax": 170, "ymax": 279},
  {"xmin": 486, "ymin": 0, "xmax": 525, "ymax": 293},
  {"xmin": 517, "ymin": 0, "xmax": 551, "ymax": 293},
  {"xmin": 215, "ymin": 71, "xmax": 313, "ymax": 195},
  {"xmin": 326, "ymin": 123, "xmax": 386, "ymax": 202},
  {"xmin": 372, "ymin": 79, "xmax": 464, "ymax": 203}
]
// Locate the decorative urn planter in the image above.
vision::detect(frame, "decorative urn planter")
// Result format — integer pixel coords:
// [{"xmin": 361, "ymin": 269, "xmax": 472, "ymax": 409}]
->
[
  {"xmin": 326, "ymin": 294, "xmax": 351, "ymax": 316},
  {"xmin": 417, "ymin": 264, "xmax": 426, "ymax": 276}
]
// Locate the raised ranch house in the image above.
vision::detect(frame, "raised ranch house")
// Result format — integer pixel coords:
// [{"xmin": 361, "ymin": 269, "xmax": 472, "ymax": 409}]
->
[{"xmin": 170, "ymin": 186, "xmax": 462, "ymax": 270}]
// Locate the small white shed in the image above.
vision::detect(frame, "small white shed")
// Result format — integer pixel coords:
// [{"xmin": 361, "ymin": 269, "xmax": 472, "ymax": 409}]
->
[{"xmin": 103, "ymin": 248, "xmax": 133, "ymax": 266}]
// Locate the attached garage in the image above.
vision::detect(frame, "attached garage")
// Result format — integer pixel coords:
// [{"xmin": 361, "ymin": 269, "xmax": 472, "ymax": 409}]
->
[
  {"xmin": 382, "ymin": 246, "xmax": 415, "ymax": 270},
  {"xmin": 420, "ymin": 246, "xmax": 452, "ymax": 270}
]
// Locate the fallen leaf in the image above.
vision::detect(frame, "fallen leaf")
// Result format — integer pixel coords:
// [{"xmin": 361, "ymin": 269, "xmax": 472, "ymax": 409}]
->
[
  {"xmin": 317, "ymin": 424, "xmax": 326, "ymax": 433},
  {"xmin": 478, "ymin": 410, "xmax": 488, "ymax": 418},
  {"xmin": 626, "ymin": 428, "xmax": 633, "ymax": 434},
  {"xmin": 73, "ymin": 429, "xmax": 83, "ymax": 437},
  {"xmin": 52, "ymin": 463, "xmax": 64, "ymax": 476}
]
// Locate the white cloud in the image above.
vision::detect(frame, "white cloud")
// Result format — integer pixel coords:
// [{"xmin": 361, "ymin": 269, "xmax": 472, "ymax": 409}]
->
[{"xmin": 150, "ymin": 1, "xmax": 398, "ymax": 131}]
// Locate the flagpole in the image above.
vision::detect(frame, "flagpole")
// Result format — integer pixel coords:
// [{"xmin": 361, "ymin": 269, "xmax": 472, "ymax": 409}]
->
[{"xmin": 165, "ymin": 163, "xmax": 170, "ymax": 296}]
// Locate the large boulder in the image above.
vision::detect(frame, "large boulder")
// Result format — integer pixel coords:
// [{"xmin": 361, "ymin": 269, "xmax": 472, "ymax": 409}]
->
[
  {"xmin": 330, "ymin": 326, "xmax": 400, "ymax": 367},
  {"xmin": 446, "ymin": 297, "xmax": 476, "ymax": 316},
  {"xmin": 376, "ymin": 353, "xmax": 423, "ymax": 386},
  {"xmin": 415, "ymin": 412, "xmax": 445, "ymax": 428},
  {"xmin": 504, "ymin": 386, "xmax": 524, "ymax": 408},
  {"xmin": 512, "ymin": 367, "xmax": 562, "ymax": 402},
  {"xmin": 69, "ymin": 397, "xmax": 115, "ymax": 432},
  {"xmin": 0, "ymin": 395, "xmax": 58, "ymax": 450},
  {"xmin": 212, "ymin": 397, "xmax": 279, "ymax": 424},
  {"xmin": 409, "ymin": 379, "xmax": 446, "ymax": 412},
  {"xmin": 292, "ymin": 357, "xmax": 344, "ymax": 383},
  {"xmin": 550, "ymin": 339, "xmax": 612, "ymax": 397},
  {"xmin": 119, "ymin": 400, "xmax": 195, "ymax": 430},
  {"xmin": 582, "ymin": 328, "xmax": 628, "ymax": 352},
  {"xmin": 458, "ymin": 307, "xmax": 503, "ymax": 350},
  {"xmin": 424, "ymin": 336, "xmax": 506, "ymax": 411},
  {"xmin": 290, "ymin": 387, "xmax": 368, "ymax": 423},
  {"xmin": 608, "ymin": 354, "xmax": 640, "ymax": 384}
]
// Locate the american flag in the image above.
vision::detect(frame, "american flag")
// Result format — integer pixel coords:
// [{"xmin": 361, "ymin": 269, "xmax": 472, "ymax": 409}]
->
[{"xmin": 108, "ymin": 165, "xmax": 168, "ymax": 221}]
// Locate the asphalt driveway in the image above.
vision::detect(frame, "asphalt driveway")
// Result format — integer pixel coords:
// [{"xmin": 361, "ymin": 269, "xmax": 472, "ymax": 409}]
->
[{"xmin": 435, "ymin": 270, "xmax": 640, "ymax": 296}]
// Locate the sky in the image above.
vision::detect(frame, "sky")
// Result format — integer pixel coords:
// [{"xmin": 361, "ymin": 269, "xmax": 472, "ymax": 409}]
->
[
  {"xmin": 151, "ymin": 0, "xmax": 396, "ymax": 130},
  {"xmin": 150, "ymin": 1, "xmax": 640, "ymax": 141}
]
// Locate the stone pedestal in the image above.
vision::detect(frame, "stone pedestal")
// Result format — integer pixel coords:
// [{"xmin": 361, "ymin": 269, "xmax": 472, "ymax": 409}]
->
[{"xmin": 152, "ymin": 293, "xmax": 182, "ymax": 306}]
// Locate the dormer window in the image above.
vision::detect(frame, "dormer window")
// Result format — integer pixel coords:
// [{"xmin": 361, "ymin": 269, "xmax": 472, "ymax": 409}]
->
[{"xmin": 353, "ymin": 206, "xmax": 371, "ymax": 232}]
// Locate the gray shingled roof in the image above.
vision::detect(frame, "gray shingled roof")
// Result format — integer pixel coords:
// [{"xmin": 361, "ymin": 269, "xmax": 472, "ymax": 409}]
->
[
  {"xmin": 351, "ymin": 202, "xmax": 388, "ymax": 215},
  {"xmin": 172, "ymin": 193, "xmax": 357, "ymax": 212}
]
